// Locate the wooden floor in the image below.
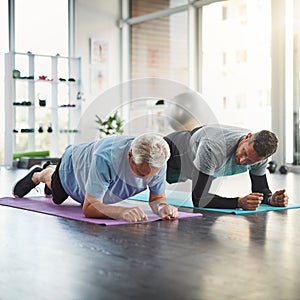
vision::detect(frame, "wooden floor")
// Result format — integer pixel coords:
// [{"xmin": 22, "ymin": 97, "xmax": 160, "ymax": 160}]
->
[{"xmin": 1, "ymin": 166, "xmax": 300, "ymax": 300}]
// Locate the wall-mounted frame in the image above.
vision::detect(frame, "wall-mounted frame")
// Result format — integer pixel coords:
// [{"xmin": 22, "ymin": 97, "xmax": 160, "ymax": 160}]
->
[
  {"xmin": 89, "ymin": 38, "xmax": 109, "ymax": 95},
  {"xmin": 90, "ymin": 38, "xmax": 109, "ymax": 65}
]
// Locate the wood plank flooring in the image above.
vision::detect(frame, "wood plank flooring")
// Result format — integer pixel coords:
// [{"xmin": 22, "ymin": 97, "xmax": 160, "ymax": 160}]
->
[{"xmin": 0, "ymin": 167, "xmax": 300, "ymax": 300}]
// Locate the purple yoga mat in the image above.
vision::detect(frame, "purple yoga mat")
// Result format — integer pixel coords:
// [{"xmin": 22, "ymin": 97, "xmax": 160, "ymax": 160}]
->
[{"xmin": 0, "ymin": 196, "xmax": 202, "ymax": 226}]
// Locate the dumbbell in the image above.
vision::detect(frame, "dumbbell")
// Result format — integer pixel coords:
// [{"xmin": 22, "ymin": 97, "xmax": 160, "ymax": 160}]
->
[
  {"xmin": 279, "ymin": 165, "xmax": 288, "ymax": 174},
  {"xmin": 267, "ymin": 160, "xmax": 277, "ymax": 173}
]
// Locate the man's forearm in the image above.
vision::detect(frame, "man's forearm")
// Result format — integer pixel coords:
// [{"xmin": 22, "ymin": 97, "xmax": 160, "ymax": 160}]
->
[
  {"xmin": 249, "ymin": 173, "xmax": 272, "ymax": 204},
  {"xmin": 192, "ymin": 169, "xmax": 239, "ymax": 208},
  {"xmin": 149, "ymin": 192, "xmax": 178, "ymax": 219},
  {"xmin": 149, "ymin": 193, "xmax": 168, "ymax": 215},
  {"xmin": 83, "ymin": 193, "xmax": 148, "ymax": 222},
  {"xmin": 82, "ymin": 193, "xmax": 126, "ymax": 219},
  {"xmin": 192, "ymin": 192, "xmax": 239, "ymax": 208},
  {"xmin": 83, "ymin": 200, "xmax": 127, "ymax": 219}
]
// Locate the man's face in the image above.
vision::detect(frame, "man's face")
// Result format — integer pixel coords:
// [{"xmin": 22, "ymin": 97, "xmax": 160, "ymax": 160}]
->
[
  {"xmin": 235, "ymin": 134, "xmax": 265, "ymax": 165},
  {"xmin": 128, "ymin": 151, "xmax": 161, "ymax": 182}
]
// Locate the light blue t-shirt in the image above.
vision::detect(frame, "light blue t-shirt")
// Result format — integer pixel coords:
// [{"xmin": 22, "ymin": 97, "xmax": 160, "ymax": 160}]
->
[{"xmin": 58, "ymin": 136, "xmax": 167, "ymax": 204}]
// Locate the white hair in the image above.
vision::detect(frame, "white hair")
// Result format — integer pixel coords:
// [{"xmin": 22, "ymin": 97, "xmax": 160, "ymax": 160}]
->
[{"xmin": 130, "ymin": 133, "xmax": 170, "ymax": 168}]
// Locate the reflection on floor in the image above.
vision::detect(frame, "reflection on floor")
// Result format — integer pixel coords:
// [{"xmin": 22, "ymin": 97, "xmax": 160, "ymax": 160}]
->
[{"xmin": 1, "ymin": 166, "xmax": 300, "ymax": 300}]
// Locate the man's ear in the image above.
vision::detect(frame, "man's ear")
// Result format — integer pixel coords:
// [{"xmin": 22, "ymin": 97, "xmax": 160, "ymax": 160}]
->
[
  {"xmin": 245, "ymin": 133, "xmax": 253, "ymax": 140},
  {"xmin": 128, "ymin": 149, "xmax": 132, "ymax": 160}
]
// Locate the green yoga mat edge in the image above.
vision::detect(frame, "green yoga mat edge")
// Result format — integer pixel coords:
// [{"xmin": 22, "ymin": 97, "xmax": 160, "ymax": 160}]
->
[{"xmin": 13, "ymin": 150, "xmax": 50, "ymax": 159}]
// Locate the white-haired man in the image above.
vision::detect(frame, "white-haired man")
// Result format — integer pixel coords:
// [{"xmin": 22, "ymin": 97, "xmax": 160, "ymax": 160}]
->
[{"xmin": 13, "ymin": 133, "xmax": 178, "ymax": 222}]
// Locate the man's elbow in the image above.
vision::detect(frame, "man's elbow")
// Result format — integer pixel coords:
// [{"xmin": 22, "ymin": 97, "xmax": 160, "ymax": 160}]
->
[
  {"xmin": 82, "ymin": 200, "xmax": 91, "ymax": 217},
  {"xmin": 82, "ymin": 198, "xmax": 108, "ymax": 219},
  {"xmin": 192, "ymin": 195, "xmax": 214, "ymax": 208}
]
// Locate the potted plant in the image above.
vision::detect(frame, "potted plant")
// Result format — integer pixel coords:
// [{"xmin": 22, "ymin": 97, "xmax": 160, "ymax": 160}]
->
[{"xmin": 95, "ymin": 111, "xmax": 124, "ymax": 138}]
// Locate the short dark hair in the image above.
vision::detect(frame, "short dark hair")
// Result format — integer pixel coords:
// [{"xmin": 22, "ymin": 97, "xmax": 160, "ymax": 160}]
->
[{"xmin": 249, "ymin": 130, "xmax": 278, "ymax": 158}]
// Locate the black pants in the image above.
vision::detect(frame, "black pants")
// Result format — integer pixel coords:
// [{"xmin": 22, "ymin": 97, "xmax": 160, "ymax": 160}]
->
[
  {"xmin": 51, "ymin": 159, "xmax": 69, "ymax": 205},
  {"xmin": 163, "ymin": 126, "xmax": 203, "ymax": 184}
]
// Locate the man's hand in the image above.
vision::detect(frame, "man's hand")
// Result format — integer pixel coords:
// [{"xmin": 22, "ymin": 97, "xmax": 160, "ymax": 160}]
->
[
  {"xmin": 149, "ymin": 192, "xmax": 178, "ymax": 219},
  {"xmin": 157, "ymin": 203, "xmax": 178, "ymax": 220},
  {"xmin": 121, "ymin": 207, "xmax": 148, "ymax": 222},
  {"xmin": 270, "ymin": 189, "xmax": 288, "ymax": 207},
  {"xmin": 238, "ymin": 192, "xmax": 263, "ymax": 210}
]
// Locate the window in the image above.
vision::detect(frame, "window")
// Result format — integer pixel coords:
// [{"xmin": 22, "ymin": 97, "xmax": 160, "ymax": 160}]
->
[
  {"xmin": 131, "ymin": 11, "xmax": 188, "ymax": 84},
  {"xmin": 130, "ymin": 0, "xmax": 188, "ymax": 17},
  {"xmin": 127, "ymin": 2, "xmax": 189, "ymax": 136},
  {"xmin": 202, "ymin": 0, "xmax": 272, "ymax": 131},
  {"xmin": 2, "ymin": 0, "xmax": 70, "ymax": 166},
  {"xmin": 15, "ymin": 0, "xmax": 68, "ymax": 56}
]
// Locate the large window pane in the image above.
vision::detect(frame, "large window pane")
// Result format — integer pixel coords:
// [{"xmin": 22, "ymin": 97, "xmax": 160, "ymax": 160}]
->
[
  {"xmin": 202, "ymin": 0, "xmax": 271, "ymax": 131},
  {"xmin": 130, "ymin": 0, "xmax": 188, "ymax": 17},
  {"xmin": 129, "ymin": 7, "xmax": 188, "ymax": 137},
  {"xmin": 15, "ymin": 0, "xmax": 68, "ymax": 56},
  {"xmin": 131, "ymin": 11, "xmax": 188, "ymax": 84},
  {"xmin": 5, "ymin": 0, "xmax": 69, "ymax": 165}
]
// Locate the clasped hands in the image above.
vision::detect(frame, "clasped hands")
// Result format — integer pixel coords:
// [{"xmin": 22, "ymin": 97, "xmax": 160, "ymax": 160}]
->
[
  {"xmin": 238, "ymin": 189, "xmax": 288, "ymax": 210},
  {"xmin": 121, "ymin": 202, "xmax": 178, "ymax": 222}
]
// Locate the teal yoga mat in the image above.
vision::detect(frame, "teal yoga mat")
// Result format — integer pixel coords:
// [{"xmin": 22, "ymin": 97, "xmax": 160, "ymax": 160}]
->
[{"xmin": 129, "ymin": 190, "xmax": 300, "ymax": 215}]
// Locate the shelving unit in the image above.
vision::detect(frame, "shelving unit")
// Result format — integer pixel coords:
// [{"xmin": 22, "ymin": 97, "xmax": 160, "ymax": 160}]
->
[{"xmin": 4, "ymin": 51, "xmax": 82, "ymax": 167}]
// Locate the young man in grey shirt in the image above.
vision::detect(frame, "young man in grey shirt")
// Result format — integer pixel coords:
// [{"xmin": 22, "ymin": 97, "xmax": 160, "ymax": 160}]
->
[{"xmin": 164, "ymin": 124, "xmax": 289, "ymax": 210}]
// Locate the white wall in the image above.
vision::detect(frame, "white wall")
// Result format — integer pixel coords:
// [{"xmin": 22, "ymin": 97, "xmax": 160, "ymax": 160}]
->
[{"xmin": 76, "ymin": 0, "xmax": 122, "ymax": 142}]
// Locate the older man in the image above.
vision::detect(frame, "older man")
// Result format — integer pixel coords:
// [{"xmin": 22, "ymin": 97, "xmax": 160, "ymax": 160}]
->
[{"xmin": 13, "ymin": 133, "xmax": 178, "ymax": 222}]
